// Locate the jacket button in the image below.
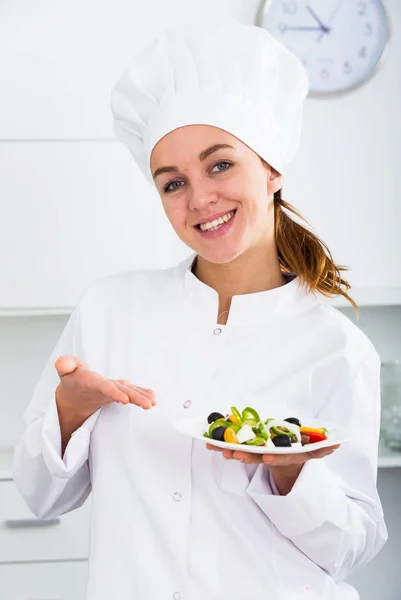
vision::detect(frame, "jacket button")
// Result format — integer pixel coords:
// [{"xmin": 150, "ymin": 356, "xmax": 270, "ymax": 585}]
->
[
  {"xmin": 173, "ymin": 593, "xmax": 182, "ymax": 600},
  {"xmin": 183, "ymin": 400, "xmax": 191, "ymax": 408},
  {"xmin": 213, "ymin": 328, "xmax": 222, "ymax": 335},
  {"xmin": 172, "ymin": 492, "xmax": 182, "ymax": 502}
]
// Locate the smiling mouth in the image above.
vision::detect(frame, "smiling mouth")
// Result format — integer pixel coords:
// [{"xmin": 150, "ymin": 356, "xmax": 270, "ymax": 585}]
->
[{"xmin": 194, "ymin": 209, "xmax": 237, "ymax": 230}]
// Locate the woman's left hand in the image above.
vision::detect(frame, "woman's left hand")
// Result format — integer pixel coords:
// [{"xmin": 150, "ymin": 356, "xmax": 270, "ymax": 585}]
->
[
  {"xmin": 206, "ymin": 442, "xmax": 341, "ymax": 494},
  {"xmin": 205, "ymin": 442, "xmax": 341, "ymax": 468}
]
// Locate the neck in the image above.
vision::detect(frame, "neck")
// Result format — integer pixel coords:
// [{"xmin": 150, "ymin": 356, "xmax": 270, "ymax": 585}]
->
[{"xmin": 191, "ymin": 244, "xmax": 288, "ymax": 299}]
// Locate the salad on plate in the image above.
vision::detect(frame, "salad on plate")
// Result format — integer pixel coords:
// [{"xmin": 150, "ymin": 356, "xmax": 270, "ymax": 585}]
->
[{"xmin": 204, "ymin": 405, "xmax": 329, "ymax": 448}]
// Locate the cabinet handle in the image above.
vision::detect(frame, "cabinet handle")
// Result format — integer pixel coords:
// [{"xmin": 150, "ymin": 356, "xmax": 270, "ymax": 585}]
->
[{"xmin": 4, "ymin": 518, "xmax": 61, "ymax": 528}]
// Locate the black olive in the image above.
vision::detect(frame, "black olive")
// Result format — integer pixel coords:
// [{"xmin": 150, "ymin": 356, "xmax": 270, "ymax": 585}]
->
[
  {"xmin": 207, "ymin": 412, "xmax": 225, "ymax": 424},
  {"xmin": 284, "ymin": 417, "xmax": 301, "ymax": 427},
  {"xmin": 211, "ymin": 426, "xmax": 227, "ymax": 441},
  {"xmin": 272, "ymin": 434, "xmax": 292, "ymax": 447}
]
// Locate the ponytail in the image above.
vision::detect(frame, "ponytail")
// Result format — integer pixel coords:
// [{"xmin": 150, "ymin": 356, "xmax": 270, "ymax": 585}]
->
[{"xmin": 274, "ymin": 188, "xmax": 358, "ymax": 316}]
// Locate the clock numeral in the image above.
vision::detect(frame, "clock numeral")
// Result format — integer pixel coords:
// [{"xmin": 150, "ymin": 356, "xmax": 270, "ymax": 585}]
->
[
  {"xmin": 282, "ymin": 2, "xmax": 297, "ymax": 15},
  {"xmin": 344, "ymin": 62, "xmax": 352, "ymax": 75},
  {"xmin": 359, "ymin": 46, "xmax": 367, "ymax": 59},
  {"xmin": 364, "ymin": 23, "xmax": 372, "ymax": 36},
  {"xmin": 358, "ymin": 2, "xmax": 367, "ymax": 16},
  {"xmin": 320, "ymin": 68, "xmax": 330, "ymax": 80}
]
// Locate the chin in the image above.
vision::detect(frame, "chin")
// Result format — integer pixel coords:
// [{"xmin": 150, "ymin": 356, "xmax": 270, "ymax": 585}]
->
[{"xmin": 197, "ymin": 248, "xmax": 243, "ymax": 265}]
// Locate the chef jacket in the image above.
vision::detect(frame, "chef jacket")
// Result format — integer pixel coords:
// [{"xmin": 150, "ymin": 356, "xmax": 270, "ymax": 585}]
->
[{"xmin": 13, "ymin": 252, "xmax": 388, "ymax": 600}]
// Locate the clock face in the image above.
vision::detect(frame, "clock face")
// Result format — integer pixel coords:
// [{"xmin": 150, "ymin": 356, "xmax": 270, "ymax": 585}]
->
[{"xmin": 260, "ymin": 0, "xmax": 389, "ymax": 94}]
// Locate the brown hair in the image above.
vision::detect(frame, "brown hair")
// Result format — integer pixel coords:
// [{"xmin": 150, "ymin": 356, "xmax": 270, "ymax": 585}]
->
[{"xmin": 274, "ymin": 188, "xmax": 358, "ymax": 316}]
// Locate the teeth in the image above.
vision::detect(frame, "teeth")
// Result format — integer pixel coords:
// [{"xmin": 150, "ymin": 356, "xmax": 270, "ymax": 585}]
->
[{"xmin": 199, "ymin": 210, "xmax": 235, "ymax": 231}]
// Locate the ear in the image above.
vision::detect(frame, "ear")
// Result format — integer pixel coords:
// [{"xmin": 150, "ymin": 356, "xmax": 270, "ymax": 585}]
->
[{"xmin": 267, "ymin": 166, "xmax": 283, "ymax": 195}]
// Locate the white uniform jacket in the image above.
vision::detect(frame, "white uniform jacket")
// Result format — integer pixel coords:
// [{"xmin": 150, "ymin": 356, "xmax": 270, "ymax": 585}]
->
[{"xmin": 13, "ymin": 252, "xmax": 388, "ymax": 600}]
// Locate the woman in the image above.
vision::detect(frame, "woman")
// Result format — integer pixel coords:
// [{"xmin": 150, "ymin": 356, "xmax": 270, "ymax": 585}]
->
[{"xmin": 13, "ymin": 23, "xmax": 387, "ymax": 600}]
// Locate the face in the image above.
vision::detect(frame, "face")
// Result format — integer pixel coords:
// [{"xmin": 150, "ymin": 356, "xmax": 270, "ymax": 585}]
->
[{"xmin": 150, "ymin": 125, "xmax": 282, "ymax": 265}]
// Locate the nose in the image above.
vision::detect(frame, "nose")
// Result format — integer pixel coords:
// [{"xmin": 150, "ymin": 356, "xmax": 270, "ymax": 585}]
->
[{"xmin": 188, "ymin": 178, "xmax": 219, "ymax": 212}]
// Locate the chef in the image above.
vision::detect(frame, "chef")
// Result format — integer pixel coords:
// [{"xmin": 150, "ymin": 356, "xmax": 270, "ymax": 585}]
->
[{"xmin": 13, "ymin": 23, "xmax": 387, "ymax": 600}]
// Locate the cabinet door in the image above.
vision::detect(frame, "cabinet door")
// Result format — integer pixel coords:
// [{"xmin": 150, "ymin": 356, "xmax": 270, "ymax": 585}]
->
[
  {"xmin": 282, "ymin": 50, "xmax": 401, "ymax": 300},
  {"xmin": 0, "ymin": 0, "xmax": 201, "ymax": 138},
  {"xmin": 0, "ymin": 480, "xmax": 90, "ymax": 562},
  {"xmin": 0, "ymin": 142, "xmax": 192, "ymax": 309},
  {"xmin": 0, "ymin": 561, "xmax": 88, "ymax": 600}
]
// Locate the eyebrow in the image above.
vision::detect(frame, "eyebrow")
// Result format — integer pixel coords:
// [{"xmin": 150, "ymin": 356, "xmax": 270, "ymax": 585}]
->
[{"xmin": 152, "ymin": 143, "xmax": 234, "ymax": 180}]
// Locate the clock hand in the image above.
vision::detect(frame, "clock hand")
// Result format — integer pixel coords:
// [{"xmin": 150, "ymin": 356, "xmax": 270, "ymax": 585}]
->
[
  {"xmin": 305, "ymin": 5, "xmax": 331, "ymax": 33},
  {"xmin": 281, "ymin": 25, "xmax": 326, "ymax": 33},
  {"xmin": 316, "ymin": 0, "xmax": 342, "ymax": 42}
]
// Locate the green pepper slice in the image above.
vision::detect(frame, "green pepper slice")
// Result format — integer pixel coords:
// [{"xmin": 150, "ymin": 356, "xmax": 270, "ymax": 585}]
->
[
  {"xmin": 257, "ymin": 421, "xmax": 269, "ymax": 440},
  {"xmin": 244, "ymin": 437, "xmax": 266, "ymax": 446},
  {"xmin": 208, "ymin": 419, "xmax": 229, "ymax": 437},
  {"xmin": 270, "ymin": 425, "xmax": 296, "ymax": 442},
  {"xmin": 231, "ymin": 406, "xmax": 242, "ymax": 423},
  {"xmin": 242, "ymin": 418, "xmax": 257, "ymax": 427},
  {"xmin": 242, "ymin": 407, "xmax": 261, "ymax": 422},
  {"xmin": 225, "ymin": 422, "xmax": 241, "ymax": 433}
]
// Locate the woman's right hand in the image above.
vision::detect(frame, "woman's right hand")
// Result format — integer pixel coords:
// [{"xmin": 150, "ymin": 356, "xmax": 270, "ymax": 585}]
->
[{"xmin": 54, "ymin": 355, "xmax": 157, "ymax": 418}]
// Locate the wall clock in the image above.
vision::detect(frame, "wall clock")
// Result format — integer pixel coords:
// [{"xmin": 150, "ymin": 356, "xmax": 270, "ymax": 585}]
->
[{"xmin": 258, "ymin": 0, "xmax": 390, "ymax": 95}]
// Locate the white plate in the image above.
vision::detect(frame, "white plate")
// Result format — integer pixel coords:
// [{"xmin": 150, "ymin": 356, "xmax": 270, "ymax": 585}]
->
[{"xmin": 173, "ymin": 414, "xmax": 351, "ymax": 454}]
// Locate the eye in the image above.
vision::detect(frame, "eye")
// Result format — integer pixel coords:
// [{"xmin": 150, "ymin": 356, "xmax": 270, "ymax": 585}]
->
[
  {"xmin": 163, "ymin": 180, "xmax": 184, "ymax": 193},
  {"xmin": 211, "ymin": 160, "xmax": 233, "ymax": 173}
]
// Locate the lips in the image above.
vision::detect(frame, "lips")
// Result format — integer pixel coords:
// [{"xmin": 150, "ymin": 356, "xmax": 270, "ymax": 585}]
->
[{"xmin": 194, "ymin": 209, "xmax": 237, "ymax": 229}]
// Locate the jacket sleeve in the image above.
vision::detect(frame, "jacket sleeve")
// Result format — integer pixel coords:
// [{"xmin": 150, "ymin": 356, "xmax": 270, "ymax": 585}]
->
[
  {"xmin": 246, "ymin": 350, "xmax": 388, "ymax": 582},
  {"xmin": 12, "ymin": 289, "xmax": 103, "ymax": 521}
]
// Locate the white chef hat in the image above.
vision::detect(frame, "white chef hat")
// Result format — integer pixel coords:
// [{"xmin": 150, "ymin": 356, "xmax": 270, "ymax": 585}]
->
[{"xmin": 110, "ymin": 23, "xmax": 308, "ymax": 185}]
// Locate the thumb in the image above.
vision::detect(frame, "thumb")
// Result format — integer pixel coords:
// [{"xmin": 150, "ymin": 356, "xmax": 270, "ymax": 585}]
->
[{"xmin": 55, "ymin": 356, "xmax": 86, "ymax": 377}]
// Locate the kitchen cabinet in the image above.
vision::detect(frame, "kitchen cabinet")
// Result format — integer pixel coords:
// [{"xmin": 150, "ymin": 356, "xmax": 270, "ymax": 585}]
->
[
  {"xmin": 0, "ymin": 141, "xmax": 192, "ymax": 310},
  {"xmin": 1, "ymin": 0, "xmax": 400, "ymax": 311},
  {"xmin": 0, "ymin": 561, "xmax": 88, "ymax": 600},
  {"xmin": 0, "ymin": 474, "xmax": 91, "ymax": 599},
  {"xmin": 0, "ymin": 480, "xmax": 90, "ymax": 562},
  {"xmin": 1, "ymin": 133, "xmax": 400, "ymax": 312},
  {"xmin": 0, "ymin": 0, "xmax": 255, "ymax": 139},
  {"xmin": 0, "ymin": 0, "xmax": 204, "ymax": 139},
  {"xmin": 282, "ymin": 81, "xmax": 401, "ymax": 305}
]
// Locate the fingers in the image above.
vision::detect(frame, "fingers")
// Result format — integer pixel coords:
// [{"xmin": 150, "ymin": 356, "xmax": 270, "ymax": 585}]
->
[
  {"xmin": 311, "ymin": 444, "xmax": 340, "ymax": 459},
  {"xmin": 206, "ymin": 443, "xmax": 224, "ymax": 452},
  {"xmin": 207, "ymin": 442, "xmax": 341, "ymax": 467},
  {"xmin": 232, "ymin": 451, "xmax": 261, "ymax": 464},
  {"xmin": 206, "ymin": 444, "xmax": 260, "ymax": 464},
  {"xmin": 115, "ymin": 380, "xmax": 156, "ymax": 402},
  {"xmin": 98, "ymin": 379, "xmax": 131, "ymax": 405},
  {"xmin": 112, "ymin": 381, "xmax": 156, "ymax": 409}
]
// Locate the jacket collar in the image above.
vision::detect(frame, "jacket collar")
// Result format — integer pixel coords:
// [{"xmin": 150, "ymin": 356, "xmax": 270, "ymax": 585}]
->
[{"xmin": 179, "ymin": 252, "xmax": 319, "ymax": 327}]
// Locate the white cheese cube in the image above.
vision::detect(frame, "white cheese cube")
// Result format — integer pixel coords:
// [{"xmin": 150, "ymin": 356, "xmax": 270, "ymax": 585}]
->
[{"xmin": 236, "ymin": 424, "xmax": 256, "ymax": 444}]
